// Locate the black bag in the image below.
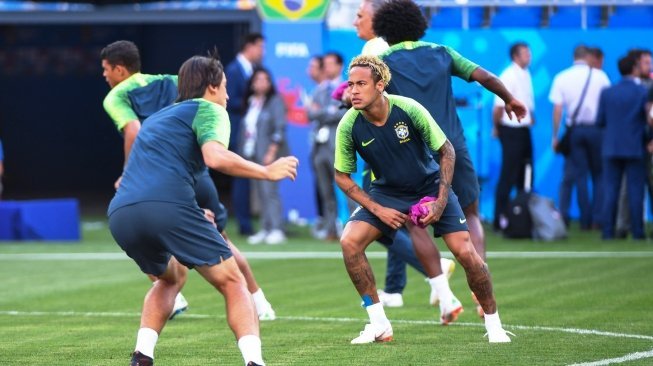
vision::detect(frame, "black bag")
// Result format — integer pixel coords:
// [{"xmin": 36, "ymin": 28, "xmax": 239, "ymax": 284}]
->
[
  {"xmin": 555, "ymin": 126, "xmax": 574, "ymax": 156},
  {"xmin": 503, "ymin": 191, "xmax": 533, "ymax": 239},
  {"xmin": 555, "ymin": 67, "xmax": 593, "ymax": 156}
]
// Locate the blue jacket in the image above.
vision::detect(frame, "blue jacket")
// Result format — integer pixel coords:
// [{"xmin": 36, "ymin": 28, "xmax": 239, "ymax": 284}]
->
[
  {"xmin": 225, "ymin": 58, "xmax": 249, "ymax": 150},
  {"xmin": 596, "ymin": 78, "xmax": 648, "ymax": 158}
]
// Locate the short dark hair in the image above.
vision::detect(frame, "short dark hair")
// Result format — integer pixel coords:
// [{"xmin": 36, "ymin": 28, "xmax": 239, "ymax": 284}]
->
[
  {"xmin": 177, "ymin": 54, "xmax": 224, "ymax": 102},
  {"xmin": 311, "ymin": 55, "xmax": 324, "ymax": 69},
  {"xmin": 240, "ymin": 33, "xmax": 264, "ymax": 52},
  {"xmin": 100, "ymin": 40, "xmax": 141, "ymax": 73},
  {"xmin": 573, "ymin": 45, "xmax": 590, "ymax": 60},
  {"xmin": 588, "ymin": 47, "xmax": 604, "ymax": 59},
  {"xmin": 324, "ymin": 52, "xmax": 344, "ymax": 66},
  {"xmin": 627, "ymin": 48, "xmax": 652, "ymax": 61},
  {"xmin": 510, "ymin": 42, "xmax": 529, "ymax": 60},
  {"xmin": 373, "ymin": 0, "xmax": 426, "ymax": 46},
  {"xmin": 618, "ymin": 54, "xmax": 638, "ymax": 76}
]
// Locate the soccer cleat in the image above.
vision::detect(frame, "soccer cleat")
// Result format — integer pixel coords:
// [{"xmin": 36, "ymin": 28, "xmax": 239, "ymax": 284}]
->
[
  {"xmin": 484, "ymin": 327, "xmax": 514, "ymax": 343},
  {"xmin": 439, "ymin": 296, "xmax": 464, "ymax": 325},
  {"xmin": 428, "ymin": 258, "xmax": 457, "ymax": 306},
  {"xmin": 247, "ymin": 231, "xmax": 268, "ymax": 245},
  {"xmin": 350, "ymin": 323, "xmax": 394, "ymax": 344},
  {"xmin": 130, "ymin": 351, "xmax": 153, "ymax": 366},
  {"xmin": 257, "ymin": 302, "xmax": 277, "ymax": 321},
  {"xmin": 246, "ymin": 362, "xmax": 264, "ymax": 366},
  {"xmin": 169, "ymin": 292, "xmax": 189, "ymax": 320},
  {"xmin": 471, "ymin": 292, "xmax": 485, "ymax": 318},
  {"xmin": 377, "ymin": 290, "xmax": 404, "ymax": 308}
]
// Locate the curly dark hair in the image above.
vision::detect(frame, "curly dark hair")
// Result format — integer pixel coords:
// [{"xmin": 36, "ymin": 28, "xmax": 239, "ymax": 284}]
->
[{"xmin": 373, "ymin": 0, "xmax": 427, "ymax": 46}]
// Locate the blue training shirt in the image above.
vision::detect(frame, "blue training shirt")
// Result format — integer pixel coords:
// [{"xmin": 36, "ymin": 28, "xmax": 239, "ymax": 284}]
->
[
  {"xmin": 108, "ymin": 99, "xmax": 230, "ymax": 214},
  {"xmin": 380, "ymin": 41, "xmax": 479, "ymax": 150}
]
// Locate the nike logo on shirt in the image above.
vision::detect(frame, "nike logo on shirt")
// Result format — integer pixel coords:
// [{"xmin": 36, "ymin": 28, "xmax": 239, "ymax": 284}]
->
[
  {"xmin": 362, "ymin": 138, "xmax": 375, "ymax": 147},
  {"xmin": 459, "ymin": 218, "xmax": 467, "ymax": 224}
]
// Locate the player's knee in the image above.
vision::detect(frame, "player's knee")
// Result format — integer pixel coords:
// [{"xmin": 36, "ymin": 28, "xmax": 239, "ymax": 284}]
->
[{"xmin": 340, "ymin": 234, "xmax": 363, "ymax": 255}]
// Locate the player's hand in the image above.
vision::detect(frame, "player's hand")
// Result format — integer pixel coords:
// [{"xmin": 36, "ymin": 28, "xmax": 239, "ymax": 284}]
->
[
  {"xmin": 114, "ymin": 175, "xmax": 123, "ymax": 190},
  {"xmin": 265, "ymin": 156, "xmax": 299, "ymax": 181},
  {"xmin": 419, "ymin": 196, "xmax": 448, "ymax": 226},
  {"xmin": 504, "ymin": 99, "xmax": 527, "ymax": 122},
  {"xmin": 202, "ymin": 209, "xmax": 217, "ymax": 228},
  {"xmin": 377, "ymin": 207, "xmax": 408, "ymax": 230}
]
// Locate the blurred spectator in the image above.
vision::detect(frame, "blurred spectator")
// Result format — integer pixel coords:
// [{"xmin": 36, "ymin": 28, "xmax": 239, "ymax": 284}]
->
[
  {"xmin": 615, "ymin": 48, "xmax": 652, "ymax": 237},
  {"xmin": 308, "ymin": 52, "xmax": 347, "ymax": 241},
  {"xmin": 597, "ymin": 54, "xmax": 649, "ymax": 240},
  {"xmin": 493, "ymin": 42, "xmax": 535, "ymax": 231},
  {"xmin": 353, "ymin": 0, "xmax": 389, "ymax": 56},
  {"xmin": 550, "ymin": 45, "xmax": 610, "ymax": 229},
  {"xmin": 241, "ymin": 68, "xmax": 289, "ymax": 245},
  {"xmin": 306, "ymin": 55, "xmax": 326, "ymax": 228},
  {"xmin": 587, "ymin": 47, "xmax": 604, "ymax": 69},
  {"xmin": 226, "ymin": 33, "xmax": 265, "ymax": 236}
]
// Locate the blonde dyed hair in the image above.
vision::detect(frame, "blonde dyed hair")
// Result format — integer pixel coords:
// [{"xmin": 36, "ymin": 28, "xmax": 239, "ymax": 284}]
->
[{"xmin": 348, "ymin": 55, "xmax": 391, "ymax": 88}]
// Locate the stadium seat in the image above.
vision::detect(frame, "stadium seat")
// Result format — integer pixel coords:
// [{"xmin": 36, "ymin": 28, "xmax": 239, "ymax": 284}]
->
[
  {"xmin": 490, "ymin": 6, "xmax": 543, "ymax": 28},
  {"xmin": 548, "ymin": 6, "xmax": 602, "ymax": 28},
  {"xmin": 430, "ymin": 7, "xmax": 484, "ymax": 29},
  {"xmin": 608, "ymin": 6, "xmax": 653, "ymax": 28}
]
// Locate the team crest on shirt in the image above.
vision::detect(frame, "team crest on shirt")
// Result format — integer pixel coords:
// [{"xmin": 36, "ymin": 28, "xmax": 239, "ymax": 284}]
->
[{"xmin": 394, "ymin": 122, "xmax": 411, "ymax": 143}]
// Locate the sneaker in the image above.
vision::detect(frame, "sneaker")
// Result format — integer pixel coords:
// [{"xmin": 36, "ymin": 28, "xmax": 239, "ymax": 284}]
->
[
  {"xmin": 247, "ymin": 231, "xmax": 268, "ymax": 245},
  {"xmin": 377, "ymin": 290, "xmax": 404, "ymax": 308},
  {"xmin": 130, "ymin": 351, "xmax": 153, "ymax": 366},
  {"xmin": 257, "ymin": 302, "xmax": 277, "ymax": 321},
  {"xmin": 265, "ymin": 230, "xmax": 286, "ymax": 245},
  {"xmin": 471, "ymin": 292, "xmax": 485, "ymax": 318},
  {"xmin": 439, "ymin": 296, "xmax": 464, "ymax": 325},
  {"xmin": 246, "ymin": 363, "xmax": 264, "ymax": 366},
  {"xmin": 485, "ymin": 327, "xmax": 514, "ymax": 343},
  {"xmin": 350, "ymin": 323, "xmax": 393, "ymax": 344},
  {"xmin": 169, "ymin": 292, "xmax": 188, "ymax": 320},
  {"xmin": 428, "ymin": 258, "xmax": 457, "ymax": 306}
]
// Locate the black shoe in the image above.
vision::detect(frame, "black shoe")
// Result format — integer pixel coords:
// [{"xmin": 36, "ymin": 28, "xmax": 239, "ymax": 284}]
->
[
  {"xmin": 130, "ymin": 351, "xmax": 153, "ymax": 366},
  {"xmin": 246, "ymin": 362, "xmax": 263, "ymax": 366}
]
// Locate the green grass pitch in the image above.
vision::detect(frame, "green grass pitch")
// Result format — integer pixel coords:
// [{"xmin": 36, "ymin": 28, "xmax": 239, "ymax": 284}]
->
[{"xmin": 1, "ymin": 220, "xmax": 652, "ymax": 365}]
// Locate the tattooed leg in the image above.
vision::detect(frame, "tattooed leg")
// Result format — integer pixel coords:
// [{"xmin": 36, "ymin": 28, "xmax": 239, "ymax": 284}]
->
[
  {"xmin": 340, "ymin": 221, "xmax": 383, "ymax": 301},
  {"xmin": 443, "ymin": 231, "xmax": 497, "ymax": 314}
]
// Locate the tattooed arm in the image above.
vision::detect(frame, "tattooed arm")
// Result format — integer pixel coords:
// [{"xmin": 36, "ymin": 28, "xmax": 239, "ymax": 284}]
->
[
  {"xmin": 335, "ymin": 170, "xmax": 407, "ymax": 229},
  {"xmin": 420, "ymin": 139, "xmax": 455, "ymax": 226}
]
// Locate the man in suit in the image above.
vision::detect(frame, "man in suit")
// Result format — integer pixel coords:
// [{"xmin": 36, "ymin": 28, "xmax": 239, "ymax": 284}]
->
[
  {"xmin": 308, "ymin": 52, "xmax": 347, "ymax": 240},
  {"xmin": 225, "ymin": 33, "xmax": 265, "ymax": 235},
  {"xmin": 597, "ymin": 53, "xmax": 650, "ymax": 240}
]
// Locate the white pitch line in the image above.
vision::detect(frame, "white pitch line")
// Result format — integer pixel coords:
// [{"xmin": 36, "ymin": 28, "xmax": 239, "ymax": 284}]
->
[
  {"xmin": 567, "ymin": 348, "xmax": 653, "ymax": 366},
  {"xmin": 1, "ymin": 310, "xmax": 651, "ymax": 342},
  {"xmin": 1, "ymin": 251, "xmax": 653, "ymax": 261},
  {"xmin": 2, "ymin": 310, "xmax": 651, "ymax": 365}
]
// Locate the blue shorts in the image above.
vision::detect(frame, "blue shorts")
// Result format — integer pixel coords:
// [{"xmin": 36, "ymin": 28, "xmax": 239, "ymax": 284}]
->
[
  {"xmin": 349, "ymin": 189, "xmax": 468, "ymax": 243},
  {"xmin": 451, "ymin": 148, "xmax": 480, "ymax": 209},
  {"xmin": 195, "ymin": 171, "xmax": 228, "ymax": 232},
  {"xmin": 109, "ymin": 201, "xmax": 233, "ymax": 276}
]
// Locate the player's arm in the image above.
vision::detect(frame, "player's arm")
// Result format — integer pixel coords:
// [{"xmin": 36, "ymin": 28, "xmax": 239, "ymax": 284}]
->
[
  {"xmin": 103, "ymin": 90, "xmax": 141, "ymax": 188},
  {"xmin": 470, "ymin": 67, "xmax": 526, "ymax": 122},
  {"xmin": 202, "ymin": 141, "xmax": 297, "ymax": 181},
  {"xmin": 122, "ymin": 120, "xmax": 141, "ymax": 164},
  {"xmin": 195, "ymin": 101, "xmax": 297, "ymax": 181},
  {"xmin": 445, "ymin": 45, "xmax": 525, "ymax": 121}
]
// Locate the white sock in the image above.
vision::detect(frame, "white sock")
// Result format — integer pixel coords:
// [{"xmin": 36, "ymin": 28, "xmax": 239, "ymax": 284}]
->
[
  {"xmin": 238, "ymin": 334, "xmax": 265, "ymax": 366},
  {"xmin": 428, "ymin": 274, "xmax": 453, "ymax": 304},
  {"xmin": 135, "ymin": 327, "xmax": 158, "ymax": 359},
  {"xmin": 365, "ymin": 302, "xmax": 391, "ymax": 328},
  {"xmin": 484, "ymin": 311, "xmax": 502, "ymax": 329},
  {"xmin": 251, "ymin": 288, "xmax": 268, "ymax": 314}
]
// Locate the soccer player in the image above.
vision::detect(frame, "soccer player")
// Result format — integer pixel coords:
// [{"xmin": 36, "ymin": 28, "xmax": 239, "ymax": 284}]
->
[
  {"xmin": 101, "ymin": 40, "xmax": 276, "ymax": 321},
  {"xmin": 335, "ymin": 55, "xmax": 511, "ymax": 344},
  {"xmin": 353, "ymin": 0, "xmax": 457, "ymax": 310},
  {"xmin": 373, "ymin": 0, "xmax": 527, "ymax": 316},
  {"xmin": 109, "ymin": 53, "xmax": 298, "ymax": 365}
]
